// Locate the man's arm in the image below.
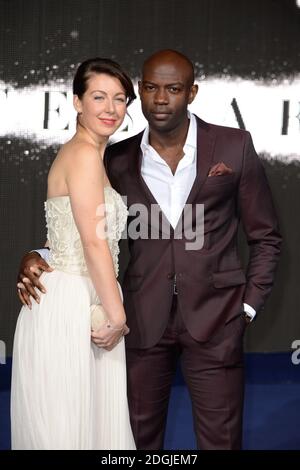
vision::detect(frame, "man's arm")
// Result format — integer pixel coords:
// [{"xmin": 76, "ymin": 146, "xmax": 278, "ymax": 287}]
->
[
  {"xmin": 17, "ymin": 246, "xmax": 53, "ymax": 309},
  {"xmin": 238, "ymin": 132, "xmax": 282, "ymax": 313}
]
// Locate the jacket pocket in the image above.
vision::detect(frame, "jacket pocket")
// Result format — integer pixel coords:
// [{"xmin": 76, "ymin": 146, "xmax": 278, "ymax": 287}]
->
[
  {"xmin": 212, "ymin": 268, "xmax": 246, "ymax": 288},
  {"xmin": 204, "ymin": 173, "xmax": 236, "ymax": 186}
]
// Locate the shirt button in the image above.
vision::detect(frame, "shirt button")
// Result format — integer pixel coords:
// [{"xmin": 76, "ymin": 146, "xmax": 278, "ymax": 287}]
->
[{"xmin": 167, "ymin": 273, "xmax": 174, "ymax": 279}]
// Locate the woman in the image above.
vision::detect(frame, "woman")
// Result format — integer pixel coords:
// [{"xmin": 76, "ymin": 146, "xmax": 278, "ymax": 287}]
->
[{"xmin": 11, "ymin": 58, "xmax": 136, "ymax": 450}]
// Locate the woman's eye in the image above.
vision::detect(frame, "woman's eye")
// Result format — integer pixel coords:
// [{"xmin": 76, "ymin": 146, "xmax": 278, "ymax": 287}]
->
[
  {"xmin": 94, "ymin": 96, "xmax": 104, "ymax": 100},
  {"xmin": 115, "ymin": 97, "xmax": 126, "ymax": 103}
]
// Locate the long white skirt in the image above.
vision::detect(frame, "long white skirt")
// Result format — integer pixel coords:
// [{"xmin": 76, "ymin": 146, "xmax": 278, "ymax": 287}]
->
[{"xmin": 11, "ymin": 269, "xmax": 135, "ymax": 450}]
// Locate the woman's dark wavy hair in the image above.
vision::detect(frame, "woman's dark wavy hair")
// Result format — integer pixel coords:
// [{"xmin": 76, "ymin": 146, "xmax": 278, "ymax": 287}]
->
[{"xmin": 73, "ymin": 57, "xmax": 136, "ymax": 106}]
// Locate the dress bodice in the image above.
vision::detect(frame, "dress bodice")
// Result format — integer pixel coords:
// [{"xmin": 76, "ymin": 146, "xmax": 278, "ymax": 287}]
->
[{"xmin": 44, "ymin": 187, "xmax": 128, "ymax": 277}]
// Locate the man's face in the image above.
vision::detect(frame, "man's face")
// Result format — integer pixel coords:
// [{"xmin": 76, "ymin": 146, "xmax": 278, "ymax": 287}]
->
[{"xmin": 138, "ymin": 61, "xmax": 197, "ymax": 133}]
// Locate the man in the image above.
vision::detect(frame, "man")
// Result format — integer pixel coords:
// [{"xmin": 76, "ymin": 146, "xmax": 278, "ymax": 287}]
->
[{"xmin": 17, "ymin": 50, "xmax": 281, "ymax": 449}]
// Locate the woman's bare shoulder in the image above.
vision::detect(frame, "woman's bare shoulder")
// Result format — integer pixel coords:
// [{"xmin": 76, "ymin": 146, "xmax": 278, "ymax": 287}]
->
[{"xmin": 59, "ymin": 139, "xmax": 99, "ymax": 161}]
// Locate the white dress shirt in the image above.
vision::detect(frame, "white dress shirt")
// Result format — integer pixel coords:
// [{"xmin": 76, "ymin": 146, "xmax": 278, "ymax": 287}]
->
[{"xmin": 141, "ymin": 112, "xmax": 197, "ymax": 229}]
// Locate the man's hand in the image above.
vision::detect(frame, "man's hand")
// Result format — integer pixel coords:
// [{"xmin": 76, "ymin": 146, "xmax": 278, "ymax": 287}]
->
[{"xmin": 17, "ymin": 252, "xmax": 53, "ymax": 309}]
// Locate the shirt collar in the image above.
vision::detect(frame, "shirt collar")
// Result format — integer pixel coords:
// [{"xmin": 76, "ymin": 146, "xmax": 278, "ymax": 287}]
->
[{"xmin": 140, "ymin": 111, "xmax": 197, "ymax": 164}]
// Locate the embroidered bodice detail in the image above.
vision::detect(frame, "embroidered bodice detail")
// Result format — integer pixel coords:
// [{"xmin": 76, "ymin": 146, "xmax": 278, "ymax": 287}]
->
[{"xmin": 44, "ymin": 187, "xmax": 128, "ymax": 277}]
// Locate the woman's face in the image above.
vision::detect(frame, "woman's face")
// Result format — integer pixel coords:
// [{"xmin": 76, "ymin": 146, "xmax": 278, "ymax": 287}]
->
[{"xmin": 74, "ymin": 72, "xmax": 127, "ymax": 138}]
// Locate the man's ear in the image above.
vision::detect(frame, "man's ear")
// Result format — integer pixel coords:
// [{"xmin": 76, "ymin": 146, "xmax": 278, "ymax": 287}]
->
[
  {"xmin": 73, "ymin": 95, "xmax": 82, "ymax": 114},
  {"xmin": 188, "ymin": 84, "xmax": 198, "ymax": 104}
]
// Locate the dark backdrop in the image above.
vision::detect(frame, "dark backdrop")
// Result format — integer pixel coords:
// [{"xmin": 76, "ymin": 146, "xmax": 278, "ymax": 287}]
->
[{"xmin": 1, "ymin": 0, "xmax": 300, "ymax": 355}]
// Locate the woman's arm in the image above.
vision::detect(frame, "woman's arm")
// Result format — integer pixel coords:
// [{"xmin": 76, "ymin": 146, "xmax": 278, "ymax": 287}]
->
[{"xmin": 66, "ymin": 144, "xmax": 126, "ymax": 333}]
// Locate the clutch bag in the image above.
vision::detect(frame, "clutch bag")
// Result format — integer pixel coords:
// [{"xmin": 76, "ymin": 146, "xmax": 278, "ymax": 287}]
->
[{"xmin": 90, "ymin": 304, "xmax": 107, "ymax": 331}]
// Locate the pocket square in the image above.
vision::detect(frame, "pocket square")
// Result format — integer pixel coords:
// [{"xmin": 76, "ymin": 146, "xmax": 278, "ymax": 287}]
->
[{"xmin": 208, "ymin": 162, "xmax": 233, "ymax": 177}]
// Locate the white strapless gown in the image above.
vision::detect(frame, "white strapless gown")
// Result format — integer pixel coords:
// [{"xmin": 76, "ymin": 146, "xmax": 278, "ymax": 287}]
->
[{"xmin": 11, "ymin": 187, "xmax": 136, "ymax": 450}]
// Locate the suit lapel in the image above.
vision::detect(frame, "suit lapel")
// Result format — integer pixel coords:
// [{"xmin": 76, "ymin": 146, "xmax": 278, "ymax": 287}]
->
[
  {"xmin": 127, "ymin": 133, "xmax": 173, "ymax": 237},
  {"xmin": 174, "ymin": 117, "xmax": 216, "ymax": 234},
  {"xmin": 127, "ymin": 133, "xmax": 157, "ymax": 208},
  {"xmin": 185, "ymin": 117, "xmax": 216, "ymax": 205}
]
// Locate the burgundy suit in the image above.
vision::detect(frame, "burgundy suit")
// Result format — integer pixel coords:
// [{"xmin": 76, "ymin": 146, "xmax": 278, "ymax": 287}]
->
[{"xmin": 105, "ymin": 116, "xmax": 281, "ymax": 449}]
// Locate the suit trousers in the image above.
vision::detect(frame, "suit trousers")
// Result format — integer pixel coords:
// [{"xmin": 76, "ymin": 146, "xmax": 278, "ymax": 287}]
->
[{"xmin": 126, "ymin": 296, "xmax": 246, "ymax": 450}]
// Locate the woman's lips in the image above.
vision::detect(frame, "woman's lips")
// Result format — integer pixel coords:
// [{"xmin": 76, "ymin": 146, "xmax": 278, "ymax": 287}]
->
[{"xmin": 98, "ymin": 118, "xmax": 117, "ymax": 126}]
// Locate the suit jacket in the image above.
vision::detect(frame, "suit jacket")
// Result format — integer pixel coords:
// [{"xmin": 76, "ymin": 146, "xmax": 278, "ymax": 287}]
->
[{"xmin": 105, "ymin": 116, "xmax": 281, "ymax": 349}]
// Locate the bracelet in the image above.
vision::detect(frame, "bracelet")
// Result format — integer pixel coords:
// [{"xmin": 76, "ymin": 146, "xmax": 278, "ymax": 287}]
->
[{"xmin": 106, "ymin": 321, "xmax": 124, "ymax": 331}]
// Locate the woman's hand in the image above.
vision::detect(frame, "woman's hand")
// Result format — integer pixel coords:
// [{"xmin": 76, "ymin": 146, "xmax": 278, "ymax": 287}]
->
[{"xmin": 91, "ymin": 323, "xmax": 130, "ymax": 351}]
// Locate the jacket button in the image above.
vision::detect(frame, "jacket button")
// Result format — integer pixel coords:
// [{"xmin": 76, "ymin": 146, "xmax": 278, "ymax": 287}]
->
[{"xmin": 167, "ymin": 273, "xmax": 174, "ymax": 279}]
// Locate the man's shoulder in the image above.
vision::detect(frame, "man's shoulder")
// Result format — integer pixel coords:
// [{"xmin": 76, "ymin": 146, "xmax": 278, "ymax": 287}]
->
[
  {"xmin": 195, "ymin": 115, "xmax": 250, "ymax": 140},
  {"xmin": 105, "ymin": 131, "xmax": 144, "ymax": 158}
]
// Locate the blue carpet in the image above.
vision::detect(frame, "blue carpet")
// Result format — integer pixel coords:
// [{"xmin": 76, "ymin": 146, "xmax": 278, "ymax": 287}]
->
[
  {"xmin": 164, "ymin": 382, "xmax": 300, "ymax": 450},
  {"xmin": 1, "ymin": 353, "xmax": 300, "ymax": 450}
]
